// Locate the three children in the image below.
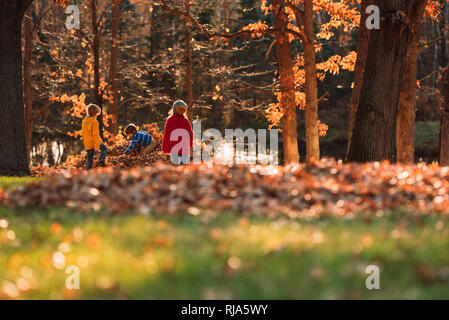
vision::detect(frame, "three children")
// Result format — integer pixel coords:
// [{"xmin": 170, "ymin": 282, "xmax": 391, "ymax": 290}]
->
[
  {"xmin": 81, "ymin": 100, "xmax": 193, "ymax": 169},
  {"xmin": 81, "ymin": 104, "xmax": 108, "ymax": 170}
]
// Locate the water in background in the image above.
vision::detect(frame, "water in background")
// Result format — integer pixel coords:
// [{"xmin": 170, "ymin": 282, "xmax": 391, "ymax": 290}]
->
[{"xmin": 31, "ymin": 140, "xmax": 83, "ymax": 167}]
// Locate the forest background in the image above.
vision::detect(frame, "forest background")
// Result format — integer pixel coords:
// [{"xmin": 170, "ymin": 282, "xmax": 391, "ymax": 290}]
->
[{"xmin": 24, "ymin": 0, "xmax": 447, "ymax": 166}]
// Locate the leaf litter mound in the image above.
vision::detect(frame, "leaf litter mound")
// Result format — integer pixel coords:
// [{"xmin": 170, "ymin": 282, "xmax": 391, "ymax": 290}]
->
[
  {"xmin": 4, "ymin": 159, "xmax": 449, "ymax": 217},
  {"xmin": 30, "ymin": 124, "xmax": 170, "ymax": 176}
]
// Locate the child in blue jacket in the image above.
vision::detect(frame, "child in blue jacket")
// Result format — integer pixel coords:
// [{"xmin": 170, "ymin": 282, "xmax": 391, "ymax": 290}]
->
[{"xmin": 124, "ymin": 124, "xmax": 156, "ymax": 156}]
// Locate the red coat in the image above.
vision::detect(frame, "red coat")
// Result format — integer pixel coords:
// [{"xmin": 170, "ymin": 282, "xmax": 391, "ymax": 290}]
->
[{"xmin": 162, "ymin": 113, "xmax": 193, "ymax": 155}]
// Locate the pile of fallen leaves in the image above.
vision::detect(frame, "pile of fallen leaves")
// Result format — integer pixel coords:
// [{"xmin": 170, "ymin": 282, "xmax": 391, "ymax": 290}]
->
[
  {"xmin": 30, "ymin": 123, "xmax": 170, "ymax": 176},
  {"xmin": 5, "ymin": 159, "xmax": 449, "ymax": 217}
]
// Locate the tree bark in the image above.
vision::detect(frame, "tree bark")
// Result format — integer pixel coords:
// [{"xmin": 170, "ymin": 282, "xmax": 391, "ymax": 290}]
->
[
  {"xmin": 347, "ymin": 0, "xmax": 370, "ymax": 157},
  {"xmin": 432, "ymin": 21, "xmax": 440, "ymax": 86},
  {"xmin": 148, "ymin": 0, "xmax": 153, "ymax": 58},
  {"xmin": 23, "ymin": 10, "xmax": 33, "ymax": 161},
  {"xmin": 0, "ymin": 1, "xmax": 33, "ymax": 175},
  {"xmin": 347, "ymin": 0, "xmax": 427, "ymax": 162},
  {"xmin": 439, "ymin": 0, "xmax": 447, "ymax": 68},
  {"xmin": 396, "ymin": 0, "xmax": 427, "ymax": 163},
  {"xmin": 303, "ymin": 0, "xmax": 320, "ymax": 162},
  {"xmin": 109, "ymin": 0, "xmax": 120, "ymax": 134},
  {"xmin": 272, "ymin": 0, "xmax": 299, "ymax": 164},
  {"xmin": 439, "ymin": 67, "xmax": 449, "ymax": 166},
  {"xmin": 184, "ymin": 1, "xmax": 194, "ymax": 122},
  {"xmin": 90, "ymin": 0, "xmax": 104, "ymax": 138}
]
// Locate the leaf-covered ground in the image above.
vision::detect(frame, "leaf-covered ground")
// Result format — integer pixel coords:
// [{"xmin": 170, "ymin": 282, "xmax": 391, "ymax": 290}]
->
[
  {"xmin": 29, "ymin": 123, "xmax": 170, "ymax": 176},
  {"xmin": 2, "ymin": 159, "xmax": 449, "ymax": 299},
  {"xmin": 4, "ymin": 159, "xmax": 449, "ymax": 216}
]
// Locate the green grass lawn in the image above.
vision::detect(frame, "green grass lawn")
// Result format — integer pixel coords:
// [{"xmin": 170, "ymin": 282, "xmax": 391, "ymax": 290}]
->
[{"xmin": 1, "ymin": 177, "xmax": 449, "ymax": 299}]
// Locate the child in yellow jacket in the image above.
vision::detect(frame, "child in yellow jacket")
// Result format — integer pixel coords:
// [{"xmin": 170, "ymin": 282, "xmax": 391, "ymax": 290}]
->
[{"xmin": 82, "ymin": 104, "xmax": 107, "ymax": 170}]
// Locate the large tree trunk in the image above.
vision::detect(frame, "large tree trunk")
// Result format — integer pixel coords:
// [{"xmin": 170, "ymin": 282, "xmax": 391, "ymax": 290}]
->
[
  {"xmin": 347, "ymin": 0, "xmax": 427, "ymax": 162},
  {"xmin": 23, "ymin": 10, "xmax": 33, "ymax": 161},
  {"xmin": 109, "ymin": 0, "xmax": 120, "ymax": 135},
  {"xmin": 396, "ymin": 0, "xmax": 427, "ymax": 163},
  {"xmin": 347, "ymin": 0, "xmax": 371, "ymax": 156},
  {"xmin": 303, "ymin": 0, "xmax": 320, "ymax": 162},
  {"xmin": 273, "ymin": 0, "xmax": 299, "ymax": 164},
  {"xmin": 0, "ymin": 1, "xmax": 33, "ymax": 175},
  {"xmin": 90, "ymin": 0, "xmax": 103, "ymax": 138},
  {"xmin": 184, "ymin": 1, "xmax": 194, "ymax": 122},
  {"xmin": 439, "ymin": 67, "xmax": 449, "ymax": 166}
]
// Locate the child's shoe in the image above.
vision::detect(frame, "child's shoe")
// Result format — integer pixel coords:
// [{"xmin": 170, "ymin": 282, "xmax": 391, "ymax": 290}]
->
[{"xmin": 97, "ymin": 161, "xmax": 107, "ymax": 167}]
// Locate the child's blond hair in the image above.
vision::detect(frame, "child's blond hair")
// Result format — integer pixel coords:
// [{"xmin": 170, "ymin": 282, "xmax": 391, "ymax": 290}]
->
[{"xmin": 86, "ymin": 104, "xmax": 101, "ymax": 117}]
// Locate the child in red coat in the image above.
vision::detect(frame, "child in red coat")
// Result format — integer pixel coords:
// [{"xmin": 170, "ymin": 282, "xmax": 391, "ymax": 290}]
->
[{"xmin": 162, "ymin": 100, "xmax": 193, "ymax": 165}]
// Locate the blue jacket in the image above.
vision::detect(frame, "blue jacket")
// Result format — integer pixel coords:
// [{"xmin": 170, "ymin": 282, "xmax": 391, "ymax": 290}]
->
[{"xmin": 125, "ymin": 131, "xmax": 153, "ymax": 154}]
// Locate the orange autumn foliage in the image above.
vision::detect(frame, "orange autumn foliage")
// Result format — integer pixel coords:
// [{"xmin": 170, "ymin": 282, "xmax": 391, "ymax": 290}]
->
[
  {"xmin": 253, "ymin": 0, "xmax": 359, "ymax": 133},
  {"xmin": 425, "ymin": 0, "xmax": 444, "ymax": 18}
]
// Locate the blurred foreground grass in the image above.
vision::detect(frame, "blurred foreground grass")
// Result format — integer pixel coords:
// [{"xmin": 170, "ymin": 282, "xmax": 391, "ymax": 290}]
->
[
  {"xmin": 1, "ymin": 177, "xmax": 449, "ymax": 299},
  {"xmin": 0, "ymin": 176, "xmax": 41, "ymax": 190}
]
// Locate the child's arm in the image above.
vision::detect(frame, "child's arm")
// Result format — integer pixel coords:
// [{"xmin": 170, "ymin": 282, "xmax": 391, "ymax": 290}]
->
[{"xmin": 125, "ymin": 133, "xmax": 139, "ymax": 155}]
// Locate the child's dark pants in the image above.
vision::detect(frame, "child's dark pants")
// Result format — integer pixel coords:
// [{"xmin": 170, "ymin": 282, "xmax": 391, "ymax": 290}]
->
[{"xmin": 86, "ymin": 143, "xmax": 108, "ymax": 170}]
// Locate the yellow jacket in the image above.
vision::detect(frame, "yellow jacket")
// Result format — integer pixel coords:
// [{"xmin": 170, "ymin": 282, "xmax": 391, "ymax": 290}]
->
[{"xmin": 82, "ymin": 117, "xmax": 102, "ymax": 150}]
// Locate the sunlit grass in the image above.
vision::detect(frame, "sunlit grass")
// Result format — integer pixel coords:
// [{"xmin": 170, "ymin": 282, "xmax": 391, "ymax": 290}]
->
[
  {"xmin": 1, "ymin": 206, "xmax": 449, "ymax": 299},
  {"xmin": 0, "ymin": 176, "xmax": 41, "ymax": 190}
]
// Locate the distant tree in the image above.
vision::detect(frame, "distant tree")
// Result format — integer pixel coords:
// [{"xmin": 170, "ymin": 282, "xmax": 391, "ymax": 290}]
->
[
  {"xmin": 245, "ymin": 0, "xmax": 357, "ymax": 163},
  {"xmin": 439, "ymin": 66, "xmax": 449, "ymax": 165},
  {"xmin": 89, "ymin": 0, "xmax": 104, "ymax": 137},
  {"xmin": 303, "ymin": 0, "xmax": 320, "ymax": 161},
  {"xmin": 396, "ymin": 0, "xmax": 429, "ymax": 163},
  {"xmin": 271, "ymin": 0, "xmax": 300, "ymax": 164},
  {"xmin": 109, "ymin": 0, "xmax": 120, "ymax": 134}
]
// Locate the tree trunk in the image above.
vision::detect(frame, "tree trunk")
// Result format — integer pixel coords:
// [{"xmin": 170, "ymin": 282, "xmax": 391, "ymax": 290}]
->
[
  {"xmin": 438, "ymin": 0, "xmax": 447, "ymax": 68},
  {"xmin": 0, "ymin": 1, "xmax": 33, "ymax": 175},
  {"xmin": 222, "ymin": 0, "xmax": 233, "ymax": 127},
  {"xmin": 396, "ymin": 0, "xmax": 427, "ymax": 164},
  {"xmin": 184, "ymin": 1, "xmax": 194, "ymax": 122},
  {"xmin": 148, "ymin": 0, "xmax": 153, "ymax": 58},
  {"xmin": 272, "ymin": 0, "xmax": 299, "ymax": 164},
  {"xmin": 90, "ymin": 0, "xmax": 103, "ymax": 138},
  {"xmin": 347, "ymin": 0, "xmax": 370, "ymax": 156},
  {"xmin": 432, "ymin": 21, "xmax": 440, "ymax": 86},
  {"xmin": 303, "ymin": 0, "xmax": 319, "ymax": 162},
  {"xmin": 109, "ymin": 0, "xmax": 120, "ymax": 135},
  {"xmin": 439, "ymin": 67, "xmax": 449, "ymax": 166},
  {"xmin": 347, "ymin": 0, "xmax": 427, "ymax": 162},
  {"xmin": 441, "ymin": 0, "xmax": 449, "ymax": 68},
  {"xmin": 23, "ymin": 10, "xmax": 33, "ymax": 161}
]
